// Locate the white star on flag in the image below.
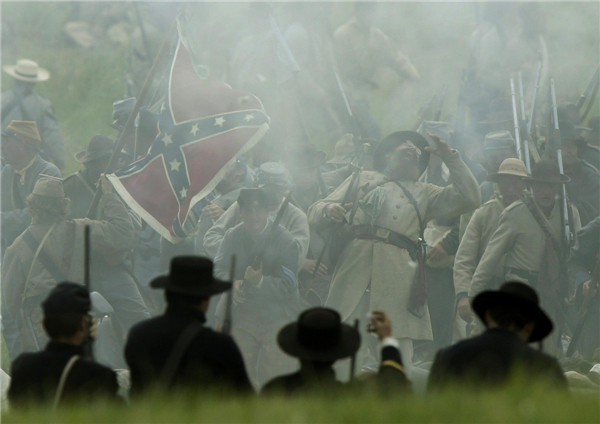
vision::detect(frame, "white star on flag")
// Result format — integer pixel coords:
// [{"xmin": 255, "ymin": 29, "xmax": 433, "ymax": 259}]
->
[
  {"xmin": 190, "ymin": 124, "xmax": 199, "ymax": 136},
  {"xmin": 214, "ymin": 116, "xmax": 226, "ymax": 127},
  {"xmin": 162, "ymin": 133, "xmax": 173, "ymax": 146},
  {"xmin": 169, "ymin": 158, "xmax": 181, "ymax": 172},
  {"xmin": 244, "ymin": 113, "xmax": 255, "ymax": 122},
  {"xmin": 179, "ymin": 186, "xmax": 188, "ymax": 199}
]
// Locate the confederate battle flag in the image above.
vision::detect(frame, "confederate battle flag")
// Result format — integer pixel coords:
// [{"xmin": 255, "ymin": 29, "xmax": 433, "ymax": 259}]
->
[{"xmin": 108, "ymin": 39, "xmax": 270, "ymax": 242}]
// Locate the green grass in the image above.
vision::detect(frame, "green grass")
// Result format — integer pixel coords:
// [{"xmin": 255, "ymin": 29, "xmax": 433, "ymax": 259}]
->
[
  {"xmin": 2, "ymin": 382, "xmax": 599, "ymax": 423},
  {"xmin": 2, "ymin": 2, "xmax": 127, "ymax": 176}
]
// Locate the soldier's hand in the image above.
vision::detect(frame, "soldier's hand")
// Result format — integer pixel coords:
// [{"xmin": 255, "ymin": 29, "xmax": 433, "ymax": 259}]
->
[
  {"xmin": 325, "ymin": 203, "xmax": 353, "ymax": 223},
  {"xmin": 425, "ymin": 132, "xmax": 453, "ymax": 158},
  {"xmin": 99, "ymin": 174, "xmax": 113, "ymax": 194},
  {"xmin": 428, "ymin": 244, "xmax": 448, "ymax": 261},
  {"xmin": 583, "ymin": 280, "xmax": 597, "ymax": 297},
  {"xmin": 202, "ymin": 201, "xmax": 225, "ymax": 220},
  {"xmin": 245, "ymin": 265, "xmax": 263, "ymax": 286},
  {"xmin": 302, "ymin": 259, "xmax": 328, "ymax": 277},
  {"xmin": 233, "ymin": 280, "xmax": 245, "ymax": 305},
  {"xmin": 369, "ymin": 310, "xmax": 392, "ymax": 340},
  {"xmin": 88, "ymin": 317, "xmax": 98, "ymax": 342},
  {"xmin": 457, "ymin": 297, "xmax": 473, "ymax": 323}
]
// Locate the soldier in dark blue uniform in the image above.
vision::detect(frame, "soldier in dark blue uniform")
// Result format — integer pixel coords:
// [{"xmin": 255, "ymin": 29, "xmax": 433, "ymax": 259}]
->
[{"xmin": 8, "ymin": 283, "xmax": 119, "ymax": 407}]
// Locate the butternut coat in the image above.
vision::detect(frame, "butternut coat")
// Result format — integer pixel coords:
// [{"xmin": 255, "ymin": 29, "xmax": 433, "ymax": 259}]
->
[{"xmin": 308, "ymin": 151, "xmax": 480, "ymax": 340}]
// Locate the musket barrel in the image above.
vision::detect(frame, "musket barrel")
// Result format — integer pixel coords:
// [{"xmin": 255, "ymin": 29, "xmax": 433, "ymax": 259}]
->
[
  {"xmin": 510, "ymin": 75, "xmax": 523, "ymax": 161},
  {"xmin": 222, "ymin": 255, "xmax": 236, "ymax": 336},
  {"xmin": 527, "ymin": 61, "xmax": 542, "ymax": 135},
  {"xmin": 577, "ymin": 67, "xmax": 600, "ymax": 110},
  {"xmin": 518, "ymin": 72, "xmax": 531, "ymax": 172},
  {"xmin": 550, "ymin": 78, "xmax": 572, "ymax": 245}
]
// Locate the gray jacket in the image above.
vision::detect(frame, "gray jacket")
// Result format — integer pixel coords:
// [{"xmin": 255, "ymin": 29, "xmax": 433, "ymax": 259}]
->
[
  {"xmin": 214, "ymin": 221, "xmax": 301, "ymax": 329},
  {"xmin": 1, "ymin": 155, "xmax": 61, "ymax": 254},
  {"xmin": 2, "ymin": 87, "xmax": 66, "ymax": 169}
]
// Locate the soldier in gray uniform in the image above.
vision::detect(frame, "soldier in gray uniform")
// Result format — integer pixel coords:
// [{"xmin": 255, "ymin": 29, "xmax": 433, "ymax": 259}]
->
[
  {"xmin": 1, "ymin": 121, "xmax": 61, "ymax": 254},
  {"xmin": 62, "ymin": 137, "xmax": 150, "ymax": 360},
  {"xmin": 284, "ymin": 144, "xmax": 333, "ymax": 305},
  {"xmin": 1, "ymin": 120, "xmax": 61, "ymax": 360},
  {"xmin": 214, "ymin": 188, "xmax": 302, "ymax": 388},
  {"xmin": 2, "ymin": 60, "xmax": 66, "ymax": 172},
  {"xmin": 204, "ymin": 162, "xmax": 309, "ymax": 272},
  {"xmin": 2, "ymin": 175, "xmax": 140, "ymax": 360},
  {"xmin": 63, "ymin": 135, "xmax": 118, "ymax": 219},
  {"xmin": 195, "ymin": 159, "xmax": 252, "ymax": 258},
  {"xmin": 557, "ymin": 121, "xmax": 600, "ymax": 226}
]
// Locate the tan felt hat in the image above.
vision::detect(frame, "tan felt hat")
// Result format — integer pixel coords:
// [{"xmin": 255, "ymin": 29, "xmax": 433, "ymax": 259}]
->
[
  {"xmin": 3, "ymin": 59, "xmax": 50, "ymax": 82},
  {"xmin": 3, "ymin": 120, "xmax": 42, "ymax": 147},
  {"xmin": 32, "ymin": 175, "xmax": 65, "ymax": 198},
  {"xmin": 486, "ymin": 158, "xmax": 529, "ymax": 183}
]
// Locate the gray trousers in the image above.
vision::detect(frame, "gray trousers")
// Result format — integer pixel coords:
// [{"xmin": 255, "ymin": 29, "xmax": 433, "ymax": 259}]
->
[
  {"xmin": 93, "ymin": 266, "xmax": 150, "ymax": 343},
  {"xmin": 232, "ymin": 322, "xmax": 297, "ymax": 390}
]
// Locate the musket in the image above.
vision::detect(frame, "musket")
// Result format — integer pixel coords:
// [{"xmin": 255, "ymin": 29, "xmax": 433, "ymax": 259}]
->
[
  {"xmin": 86, "ymin": 21, "xmax": 177, "ymax": 218},
  {"xmin": 221, "ymin": 255, "xmax": 236, "ymax": 336},
  {"xmin": 83, "ymin": 225, "xmax": 94, "ymax": 359},
  {"xmin": 549, "ymin": 78, "xmax": 573, "ymax": 247},
  {"xmin": 566, "ymin": 255, "xmax": 599, "ymax": 357},
  {"xmin": 581, "ymin": 76, "xmax": 599, "ymax": 122},
  {"xmin": 576, "ymin": 66, "xmax": 599, "ymax": 110},
  {"xmin": 517, "ymin": 72, "xmax": 532, "ymax": 172},
  {"xmin": 434, "ymin": 85, "xmax": 448, "ymax": 121},
  {"xmin": 332, "ymin": 66, "xmax": 363, "ymax": 140},
  {"xmin": 250, "ymin": 193, "xmax": 292, "ymax": 269},
  {"xmin": 309, "ymin": 143, "xmax": 371, "ymax": 285},
  {"xmin": 527, "ymin": 61, "xmax": 542, "ymax": 136},
  {"xmin": 509, "ymin": 75, "xmax": 524, "ymax": 163},
  {"xmin": 349, "ymin": 318, "xmax": 359, "ymax": 381},
  {"xmin": 412, "ymin": 93, "xmax": 438, "ymax": 131}
]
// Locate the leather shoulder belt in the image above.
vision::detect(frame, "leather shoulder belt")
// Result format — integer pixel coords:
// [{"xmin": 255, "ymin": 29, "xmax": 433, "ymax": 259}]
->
[{"xmin": 351, "ymin": 225, "xmax": 419, "ymax": 261}]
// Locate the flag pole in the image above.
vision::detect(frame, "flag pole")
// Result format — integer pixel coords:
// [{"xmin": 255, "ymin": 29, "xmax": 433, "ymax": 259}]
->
[{"xmin": 85, "ymin": 21, "xmax": 177, "ymax": 218}]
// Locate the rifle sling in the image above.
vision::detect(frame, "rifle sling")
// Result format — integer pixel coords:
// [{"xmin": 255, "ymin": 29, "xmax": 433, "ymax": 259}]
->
[
  {"xmin": 159, "ymin": 321, "xmax": 203, "ymax": 387},
  {"xmin": 391, "ymin": 180, "xmax": 425, "ymax": 243},
  {"xmin": 22, "ymin": 223, "xmax": 66, "ymax": 292}
]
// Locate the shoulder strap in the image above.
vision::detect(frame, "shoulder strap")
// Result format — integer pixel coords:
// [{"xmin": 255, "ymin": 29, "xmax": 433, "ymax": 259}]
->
[
  {"xmin": 53, "ymin": 355, "xmax": 80, "ymax": 410},
  {"xmin": 392, "ymin": 181, "xmax": 425, "ymax": 241},
  {"xmin": 159, "ymin": 321, "xmax": 204, "ymax": 387},
  {"xmin": 522, "ymin": 196, "xmax": 564, "ymax": 255},
  {"xmin": 22, "ymin": 222, "xmax": 62, "ymax": 299}
]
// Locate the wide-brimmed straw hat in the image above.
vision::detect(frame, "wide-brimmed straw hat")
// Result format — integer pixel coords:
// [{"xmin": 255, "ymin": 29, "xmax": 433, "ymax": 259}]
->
[
  {"xmin": 3, "ymin": 59, "xmax": 50, "ymax": 82},
  {"xmin": 277, "ymin": 307, "xmax": 361, "ymax": 362},
  {"xmin": 524, "ymin": 160, "xmax": 570, "ymax": 184},
  {"xmin": 150, "ymin": 256, "xmax": 231, "ymax": 297},
  {"xmin": 486, "ymin": 158, "xmax": 529, "ymax": 183},
  {"xmin": 373, "ymin": 131, "xmax": 430, "ymax": 176},
  {"xmin": 472, "ymin": 281, "xmax": 553, "ymax": 343}
]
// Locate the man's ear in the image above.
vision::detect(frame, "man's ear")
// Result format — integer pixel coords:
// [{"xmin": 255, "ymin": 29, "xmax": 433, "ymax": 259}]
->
[
  {"xmin": 484, "ymin": 309, "xmax": 494, "ymax": 327},
  {"xmin": 523, "ymin": 321, "xmax": 536, "ymax": 339},
  {"xmin": 80, "ymin": 316, "xmax": 88, "ymax": 332}
]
